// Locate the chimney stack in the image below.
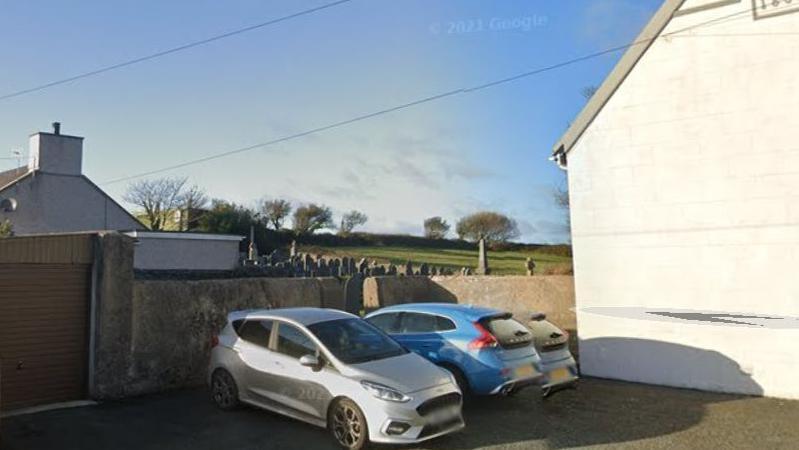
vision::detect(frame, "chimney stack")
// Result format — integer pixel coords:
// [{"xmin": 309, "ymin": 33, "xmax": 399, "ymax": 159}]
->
[{"xmin": 28, "ymin": 123, "xmax": 84, "ymax": 175}]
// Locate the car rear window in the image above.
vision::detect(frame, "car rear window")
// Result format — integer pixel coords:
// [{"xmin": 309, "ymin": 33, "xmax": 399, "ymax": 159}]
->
[
  {"xmin": 366, "ymin": 313, "xmax": 401, "ymax": 334},
  {"xmin": 482, "ymin": 316, "xmax": 532, "ymax": 349},
  {"xmin": 237, "ymin": 320, "xmax": 273, "ymax": 348}
]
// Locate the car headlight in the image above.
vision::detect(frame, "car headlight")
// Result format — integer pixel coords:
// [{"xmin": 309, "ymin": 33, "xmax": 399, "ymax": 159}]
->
[{"xmin": 360, "ymin": 380, "xmax": 411, "ymax": 403}]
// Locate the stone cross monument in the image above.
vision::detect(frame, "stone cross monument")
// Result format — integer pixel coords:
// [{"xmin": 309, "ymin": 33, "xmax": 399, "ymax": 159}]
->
[
  {"xmin": 476, "ymin": 237, "xmax": 490, "ymax": 275},
  {"xmin": 247, "ymin": 224, "xmax": 258, "ymax": 262}
]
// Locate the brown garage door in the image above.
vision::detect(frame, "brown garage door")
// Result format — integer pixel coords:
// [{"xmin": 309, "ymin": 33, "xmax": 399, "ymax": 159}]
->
[{"xmin": 0, "ymin": 263, "xmax": 91, "ymax": 411}]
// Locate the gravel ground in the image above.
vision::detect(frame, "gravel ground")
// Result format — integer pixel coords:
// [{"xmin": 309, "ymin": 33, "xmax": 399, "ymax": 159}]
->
[{"xmin": 2, "ymin": 378, "xmax": 797, "ymax": 450}]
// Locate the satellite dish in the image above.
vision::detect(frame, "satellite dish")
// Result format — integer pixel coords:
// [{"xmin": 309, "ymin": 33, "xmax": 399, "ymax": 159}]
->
[{"xmin": 1, "ymin": 198, "xmax": 17, "ymax": 212}]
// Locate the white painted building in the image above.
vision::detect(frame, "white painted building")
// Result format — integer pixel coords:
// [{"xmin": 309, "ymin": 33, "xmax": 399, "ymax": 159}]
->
[
  {"xmin": 552, "ymin": 0, "xmax": 799, "ymax": 399},
  {"xmin": 0, "ymin": 123, "xmax": 144, "ymax": 234}
]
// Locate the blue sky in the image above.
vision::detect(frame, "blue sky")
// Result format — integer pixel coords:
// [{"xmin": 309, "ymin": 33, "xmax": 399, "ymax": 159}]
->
[{"xmin": 0, "ymin": 0, "xmax": 663, "ymax": 243}]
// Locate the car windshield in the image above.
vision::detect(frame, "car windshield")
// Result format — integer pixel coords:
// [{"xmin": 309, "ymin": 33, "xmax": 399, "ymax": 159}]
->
[{"xmin": 308, "ymin": 318, "xmax": 408, "ymax": 364}]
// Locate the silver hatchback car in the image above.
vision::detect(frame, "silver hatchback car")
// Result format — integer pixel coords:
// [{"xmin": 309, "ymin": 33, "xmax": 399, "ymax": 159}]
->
[{"xmin": 209, "ymin": 308, "xmax": 464, "ymax": 449}]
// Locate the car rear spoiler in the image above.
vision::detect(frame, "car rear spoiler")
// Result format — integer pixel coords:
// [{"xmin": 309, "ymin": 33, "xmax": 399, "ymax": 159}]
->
[{"xmin": 529, "ymin": 312, "xmax": 547, "ymax": 321}]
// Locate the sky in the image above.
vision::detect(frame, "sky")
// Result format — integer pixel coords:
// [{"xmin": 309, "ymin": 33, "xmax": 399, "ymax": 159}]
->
[{"xmin": 0, "ymin": 0, "xmax": 663, "ymax": 243}]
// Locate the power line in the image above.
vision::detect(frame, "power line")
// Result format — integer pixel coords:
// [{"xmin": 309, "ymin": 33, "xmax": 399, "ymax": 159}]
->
[
  {"xmin": 101, "ymin": 8, "xmax": 753, "ymax": 186},
  {"xmin": 0, "ymin": 0, "xmax": 353, "ymax": 102}
]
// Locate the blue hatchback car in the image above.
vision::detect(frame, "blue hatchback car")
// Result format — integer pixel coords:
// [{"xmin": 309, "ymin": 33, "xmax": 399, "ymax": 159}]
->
[{"xmin": 365, "ymin": 303, "xmax": 546, "ymax": 396}]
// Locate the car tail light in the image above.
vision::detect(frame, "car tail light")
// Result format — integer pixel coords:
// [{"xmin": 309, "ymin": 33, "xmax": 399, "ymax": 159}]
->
[
  {"xmin": 211, "ymin": 335, "xmax": 219, "ymax": 348},
  {"xmin": 468, "ymin": 322, "xmax": 498, "ymax": 350}
]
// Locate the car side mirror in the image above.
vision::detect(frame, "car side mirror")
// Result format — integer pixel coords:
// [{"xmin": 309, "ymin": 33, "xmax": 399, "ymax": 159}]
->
[
  {"xmin": 530, "ymin": 312, "xmax": 547, "ymax": 321},
  {"xmin": 299, "ymin": 354, "xmax": 321, "ymax": 371}
]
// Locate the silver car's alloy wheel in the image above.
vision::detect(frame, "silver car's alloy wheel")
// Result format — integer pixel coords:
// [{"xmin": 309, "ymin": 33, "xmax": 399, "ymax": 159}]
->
[
  {"xmin": 211, "ymin": 370, "xmax": 238, "ymax": 410},
  {"xmin": 331, "ymin": 400, "xmax": 366, "ymax": 449}
]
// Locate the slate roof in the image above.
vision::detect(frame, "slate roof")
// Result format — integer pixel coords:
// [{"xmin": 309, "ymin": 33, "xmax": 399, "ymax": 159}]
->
[{"xmin": 0, "ymin": 167, "xmax": 31, "ymax": 192}]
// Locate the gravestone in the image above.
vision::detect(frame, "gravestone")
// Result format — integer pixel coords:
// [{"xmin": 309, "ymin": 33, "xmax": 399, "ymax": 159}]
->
[
  {"xmin": 348, "ymin": 258, "xmax": 357, "ymax": 275},
  {"xmin": 341, "ymin": 257, "xmax": 350, "ymax": 276},
  {"xmin": 419, "ymin": 263, "xmax": 429, "ymax": 276},
  {"xmin": 343, "ymin": 273, "xmax": 365, "ymax": 314}
]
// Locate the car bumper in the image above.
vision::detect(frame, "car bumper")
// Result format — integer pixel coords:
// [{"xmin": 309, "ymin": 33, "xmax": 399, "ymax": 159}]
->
[
  {"xmin": 360, "ymin": 383, "xmax": 465, "ymax": 444},
  {"xmin": 489, "ymin": 373, "xmax": 546, "ymax": 395},
  {"xmin": 540, "ymin": 354, "xmax": 579, "ymax": 389}
]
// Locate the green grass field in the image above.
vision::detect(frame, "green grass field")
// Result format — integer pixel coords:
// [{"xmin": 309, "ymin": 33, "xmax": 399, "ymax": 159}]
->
[{"xmin": 299, "ymin": 245, "xmax": 572, "ymax": 276}]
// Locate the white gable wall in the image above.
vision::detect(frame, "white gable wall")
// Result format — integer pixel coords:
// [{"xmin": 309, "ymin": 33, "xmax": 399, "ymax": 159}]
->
[
  {"xmin": 0, "ymin": 173, "xmax": 142, "ymax": 234},
  {"xmin": 567, "ymin": 1, "xmax": 799, "ymax": 398}
]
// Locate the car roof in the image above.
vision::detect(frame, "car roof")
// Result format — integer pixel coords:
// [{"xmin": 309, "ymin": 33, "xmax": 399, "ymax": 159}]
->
[
  {"xmin": 228, "ymin": 307, "xmax": 358, "ymax": 326},
  {"xmin": 367, "ymin": 302, "xmax": 503, "ymax": 322}
]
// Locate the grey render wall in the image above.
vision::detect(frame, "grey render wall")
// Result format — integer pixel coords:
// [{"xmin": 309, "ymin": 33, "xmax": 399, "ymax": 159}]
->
[
  {"xmin": 0, "ymin": 173, "xmax": 141, "ymax": 235},
  {"xmin": 125, "ymin": 277, "xmax": 339, "ymax": 396},
  {"xmin": 132, "ymin": 236, "xmax": 241, "ymax": 271},
  {"xmin": 92, "ymin": 232, "xmax": 137, "ymax": 399}
]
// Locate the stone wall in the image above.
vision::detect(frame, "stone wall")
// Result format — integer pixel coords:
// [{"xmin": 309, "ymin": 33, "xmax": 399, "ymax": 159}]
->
[
  {"xmin": 92, "ymin": 246, "xmax": 573, "ymax": 398},
  {"xmin": 363, "ymin": 275, "xmax": 577, "ymax": 356},
  {"xmin": 125, "ymin": 277, "xmax": 338, "ymax": 396},
  {"xmin": 363, "ymin": 275, "xmax": 576, "ymax": 333}
]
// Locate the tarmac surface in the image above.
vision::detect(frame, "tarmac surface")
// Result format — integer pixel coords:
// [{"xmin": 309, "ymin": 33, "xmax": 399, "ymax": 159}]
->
[{"xmin": 2, "ymin": 378, "xmax": 797, "ymax": 449}]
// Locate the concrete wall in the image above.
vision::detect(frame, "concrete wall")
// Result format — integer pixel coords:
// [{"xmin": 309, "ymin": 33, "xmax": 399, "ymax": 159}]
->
[
  {"xmin": 0, "ymin": 173, "xmax": 142, "ymax": 235},
  {"xmin": 131, "ymin": 234, "xmax": 241, "ymax": 271},
  {"xmin": 92, "ymin": 232, "xmax": 137, "ymax": 399},
  {"xmin": 566, "ymin": 1, "xmax": 799, "ymax": 398},
  {"xmin": 364, "ymin": 275, "xmax": 576, "ymax": 333}
]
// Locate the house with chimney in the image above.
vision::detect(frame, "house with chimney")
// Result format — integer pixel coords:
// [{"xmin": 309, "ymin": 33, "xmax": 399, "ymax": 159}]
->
[
  {"xmin": 0, "ymin": 124, "xmax": 243, "ymax": 270},
  {"xmin": 0, "ymin": 123, "xmax": 145, "ymax": 235}
]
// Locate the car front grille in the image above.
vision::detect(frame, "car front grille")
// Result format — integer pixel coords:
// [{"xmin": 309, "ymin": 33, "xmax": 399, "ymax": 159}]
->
[
  {"xmin": 416, "ymin": 392, "xmax": 462, "ymax": 417},
  {"xmin": 418, "ymin": 416, "xmax": 463, "ymax": 438}
]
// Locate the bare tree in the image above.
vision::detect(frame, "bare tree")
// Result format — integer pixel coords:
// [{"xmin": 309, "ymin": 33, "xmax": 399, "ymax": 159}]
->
[
  {"xmin": 260, "ymin": 199, "xmax": 293, "ymax": 230},
  {"xmin": 292, "ymin": 203, "xmax": 334, "ymax": 235},
  {"xmin": 339, "ymin": 210, "xmax": 368, "ymax": 235},
  {"xmin": 553, "ymin": 179, "xmax": 571, "ymax": 238},
  {"xmin": 423, "ymin": 217, "xmax": 450, "ymax": 239},
  {"xmin": 123, "ymin": 177, "xmax": 188, "ymax": 231},
  {"xmin": 179, "ymin": 185, "xmax": 209, "ymax": 231}
]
